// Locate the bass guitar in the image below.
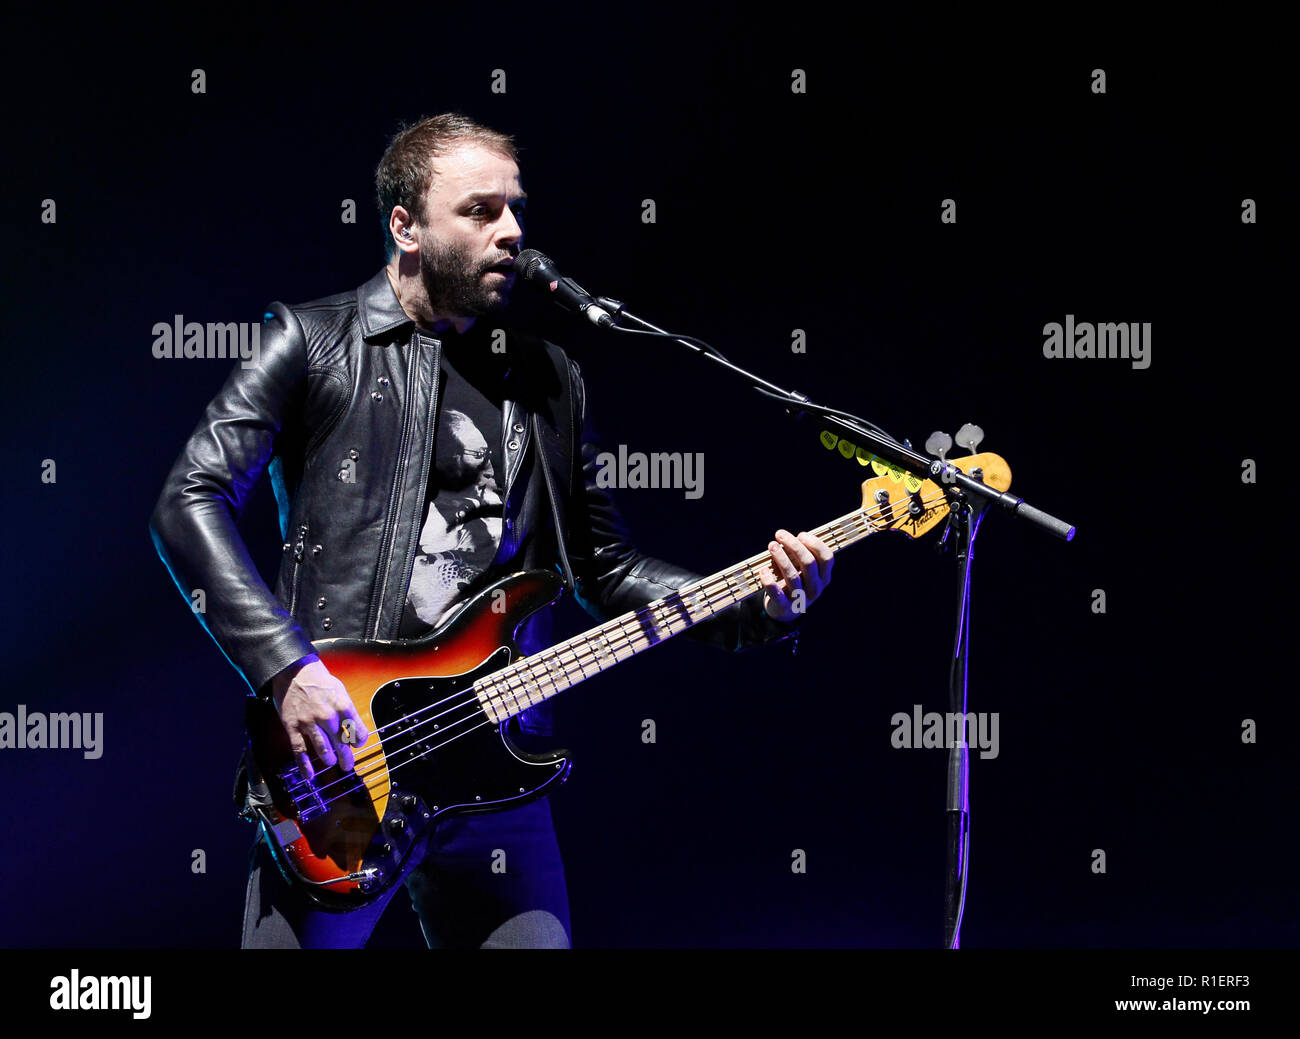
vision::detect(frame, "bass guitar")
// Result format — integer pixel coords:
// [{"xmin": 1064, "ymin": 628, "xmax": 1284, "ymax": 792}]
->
[{"xmin": 245, "ymin": 451, "xmax": 1011, "ymax": 907}]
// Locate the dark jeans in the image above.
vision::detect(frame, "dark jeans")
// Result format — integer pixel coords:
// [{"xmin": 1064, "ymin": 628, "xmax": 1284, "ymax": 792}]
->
[{"xmin": 241, "ymin": 796, "xmax": 571, "ymax": 948}]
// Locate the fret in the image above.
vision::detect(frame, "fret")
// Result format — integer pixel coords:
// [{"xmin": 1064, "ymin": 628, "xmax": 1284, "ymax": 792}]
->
[
  {"xmin": 577, "ymin": 627, "xmax": 626, "ymax": 683},
  {"xmin": 614, "ymin": 617, "xmax": 642, "ymax": 659},
  {"xmin": 656, "ymin": 599, "xmax": 686, "ymax": 635},
  {"xmin": 826, "ymin": 515, "xmax": 860, "ymax": 550},
  {"xmin": 487, "ymin": 667, "xmax": 536, "ymax": 719},
  {"xmin": 630, "ymin": 603, "xmax": 666, "ymax": 646},
  {"xmin": 476, "ymin": 678, "xmax": 508, "ymax": 724},
  {"xmin": 568, "ymin": 643, "xmax": 591, "ymax": 680},
  {"xmin": 504, "ymin": 669, "xmax": 528, "ymax": 713},
  {"xmin": 588, "ymin": 633, "xmax": 615, "ymax": 670},
  {"xmin": 688, "ymin": 587, "xmax": 711, "ymax": 618},
  {"xmin": 549, "ymin": 643, "xmax": 581, "ymax": 684},
  {"xmin": 536, "ymin": 652, "xmax": 566, "ymax": 697}
]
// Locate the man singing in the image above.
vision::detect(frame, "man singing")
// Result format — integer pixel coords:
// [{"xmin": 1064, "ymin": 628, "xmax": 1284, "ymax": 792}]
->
[{"xmin": 149, "ymin": 113, "xmax": 834, "ymax": 948}]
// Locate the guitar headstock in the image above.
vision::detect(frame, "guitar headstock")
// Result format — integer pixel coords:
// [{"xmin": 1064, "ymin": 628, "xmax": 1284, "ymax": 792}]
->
[{"xmin": 859, "ymin": 452, "xmax": 1012, "ymax": 539}]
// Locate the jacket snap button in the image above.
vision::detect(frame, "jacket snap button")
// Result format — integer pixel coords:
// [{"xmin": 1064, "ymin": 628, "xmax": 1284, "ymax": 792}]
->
[
  {"xmin": 282, "ymin": 542, "xmax": 291, "ymax": 552},
  {"xmin": 507, "ymin": 439, "xmax": 520, "ymax": 450},
  {"xmin": 512, "ymin": 422, "xmax": 524, "ymax": 433},
  {"xmin": 349, "ymin": 449, "xmax": 359, "ymax": 460},
  {"xmin": 377, "ymin": 376, "xmax": 389, "ymax": 387},
  {"xmin": 322, "ymin": 618, "xmax": 332, "ymax": 630},
  {"xmin": 317, "ymin": 597, "xmax": 327, "ymax": 609},
  {"xmin": 337, "ymin": 470, "xmax": 349, "ymax": 481},
  {"xmin": 312, "ymin": 544, "xmax": 322, "ymax": 555},
  {"xmin": 371, "ymin": 391, "xmax": 384, "ymax": 402}
]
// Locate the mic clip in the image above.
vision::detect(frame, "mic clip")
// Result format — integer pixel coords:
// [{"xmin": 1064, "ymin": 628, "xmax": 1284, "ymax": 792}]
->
[
  {"xmin": 593, "ymin": 296, "xmax": 625, "ymax": 322},
  {"xmin": 935, "ymin": 491, "xmax": 965, "ymax": 554}
]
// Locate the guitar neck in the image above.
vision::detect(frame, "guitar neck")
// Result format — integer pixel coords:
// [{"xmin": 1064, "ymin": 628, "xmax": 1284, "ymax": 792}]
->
[{"xmin": 473, "ymin": 505, "xmax": 878, "ymax": 723}]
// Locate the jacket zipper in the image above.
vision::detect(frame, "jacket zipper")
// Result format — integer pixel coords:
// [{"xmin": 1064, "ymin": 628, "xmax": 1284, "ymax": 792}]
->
[
  {"xmin": 365, "ymin": 344, "xmax": 419, "ymax": 637},
  {"xmin": 366, "ymin": 335, "xmax": 440, "ymax": 638},
  {"xmin": 288, "ymin": 522, "xmax": 308, "ymax": 616},
  {"xmin": 390, "ymin": 343, "xmax": 441, "ymax": 634}
]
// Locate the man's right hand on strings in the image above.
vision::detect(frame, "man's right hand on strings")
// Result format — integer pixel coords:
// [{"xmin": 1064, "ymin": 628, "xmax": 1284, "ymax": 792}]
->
[{"xmin": 270, "ymin": 655, "xmax": 370, "ymax": 779}]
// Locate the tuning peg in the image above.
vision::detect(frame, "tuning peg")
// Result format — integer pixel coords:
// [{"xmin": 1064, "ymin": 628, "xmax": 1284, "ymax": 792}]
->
[
  {"xmin": 955, "ymin": 423, "xmax": 984, "ymax": 452},
  {"xmin": 925, "ymin": 431, "xmax": 953, "ymax": 460}
]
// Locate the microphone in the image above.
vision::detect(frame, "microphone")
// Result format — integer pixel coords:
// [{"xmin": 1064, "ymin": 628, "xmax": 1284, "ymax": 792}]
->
[{"xmin": 512, "ymin": 249, "xmax": 616, "ymax": 328}]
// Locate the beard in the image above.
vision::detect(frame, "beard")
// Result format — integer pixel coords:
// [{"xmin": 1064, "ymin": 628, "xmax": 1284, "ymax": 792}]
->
[{"xmin": 419, "ymin": 237, "xmax": 510, "ymax": 318}]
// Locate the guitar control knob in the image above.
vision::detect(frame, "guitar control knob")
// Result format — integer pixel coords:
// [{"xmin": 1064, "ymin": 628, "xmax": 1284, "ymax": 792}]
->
[
  {"xmin": 390, "ymin": 817, "xmax": 406, "ymax": 833},
  {"xmin": 401, "ymin": 795, "xmax": 417, "ymax": 810}
]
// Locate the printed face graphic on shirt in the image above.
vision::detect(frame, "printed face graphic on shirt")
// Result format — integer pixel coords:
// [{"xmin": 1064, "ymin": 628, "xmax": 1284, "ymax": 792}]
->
[
  {"xmin": 435, "ymin": 410, "xmax": 495, "ymax": 491},
  {"xmin": 407, "ymin": 408, "xmax": 504, "ymax": 627}
]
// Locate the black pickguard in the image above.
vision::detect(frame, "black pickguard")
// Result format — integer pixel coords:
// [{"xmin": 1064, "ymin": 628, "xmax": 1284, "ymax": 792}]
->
[{"xmin": 368, "ymin": 646, "xmax": 571, "ymax": 821}]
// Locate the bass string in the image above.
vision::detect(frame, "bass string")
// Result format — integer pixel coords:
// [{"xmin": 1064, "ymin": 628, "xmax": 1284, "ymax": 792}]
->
[
  {"xmin": 474, "ymin": 490, "xmax": 945, "ymax": 717},
  {"xmin": 309, "ymin": 490, "xmax": 951, "ymax": 806},
  {"xmin": 314, "ymin": 508, "xmax": 881, "ymax": 796},
  {"xmin": 367, "ymin": 490, "xmax": 919, "ymax": 741},
  {"xmin": 309, "ymin": 493, "xmax": 941, "ymax": 804}
]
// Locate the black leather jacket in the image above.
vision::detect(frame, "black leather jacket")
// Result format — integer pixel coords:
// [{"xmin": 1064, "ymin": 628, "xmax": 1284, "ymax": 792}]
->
[{"xmin": 149, "ymin": 268, "xmax": 797, "ymax": 709}]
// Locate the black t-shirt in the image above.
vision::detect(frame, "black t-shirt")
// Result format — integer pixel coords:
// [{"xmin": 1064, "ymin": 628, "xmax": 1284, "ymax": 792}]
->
[{"xmin": 398, "ymin": 332, "xmax": 511, "ymax": 638}]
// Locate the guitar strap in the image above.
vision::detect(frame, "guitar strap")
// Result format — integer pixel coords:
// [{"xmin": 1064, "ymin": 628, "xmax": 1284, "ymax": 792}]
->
[{"xmin": 235, "ymin": 733, "xmax": 274, "ymax": 820}]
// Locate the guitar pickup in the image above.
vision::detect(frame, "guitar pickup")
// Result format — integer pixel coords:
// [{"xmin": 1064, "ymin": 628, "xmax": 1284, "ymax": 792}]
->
[{"xmin": 281, "ymin": 766, "xmax": 327, "ymax": 822}]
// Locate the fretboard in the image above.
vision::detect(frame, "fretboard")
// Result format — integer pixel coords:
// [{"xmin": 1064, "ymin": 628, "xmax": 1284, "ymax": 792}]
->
[{"xmin": 473, "ymin": 504, "xmax": 880, "ymax": 723}]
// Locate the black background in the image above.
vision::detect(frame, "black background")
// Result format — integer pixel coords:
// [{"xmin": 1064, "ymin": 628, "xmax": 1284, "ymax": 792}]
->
[{"xmin": 1, "ymin": 6, "xmax": 1294, "ymax": 949}]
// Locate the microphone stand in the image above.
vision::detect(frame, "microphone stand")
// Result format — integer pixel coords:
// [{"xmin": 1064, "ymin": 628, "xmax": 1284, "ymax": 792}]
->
[
  {"xmin": 592, "ymin": 296, "xmax": 1075, "ymax": 949},
  {"xmin": 940, "ymin": 493, "xmax": 985, "ymax": 948}
]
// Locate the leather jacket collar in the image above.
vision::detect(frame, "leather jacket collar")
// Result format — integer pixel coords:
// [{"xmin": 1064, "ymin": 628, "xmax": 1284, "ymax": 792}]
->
[{"xmin": 359, "ymin": 267, "xmax": 413, "ymax": 340}]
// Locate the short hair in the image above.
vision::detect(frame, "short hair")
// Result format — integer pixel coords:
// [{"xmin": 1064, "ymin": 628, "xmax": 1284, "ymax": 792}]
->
[{"xmin": 375, "ymin": 113, "xmax": 519, "ymax": 260}]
